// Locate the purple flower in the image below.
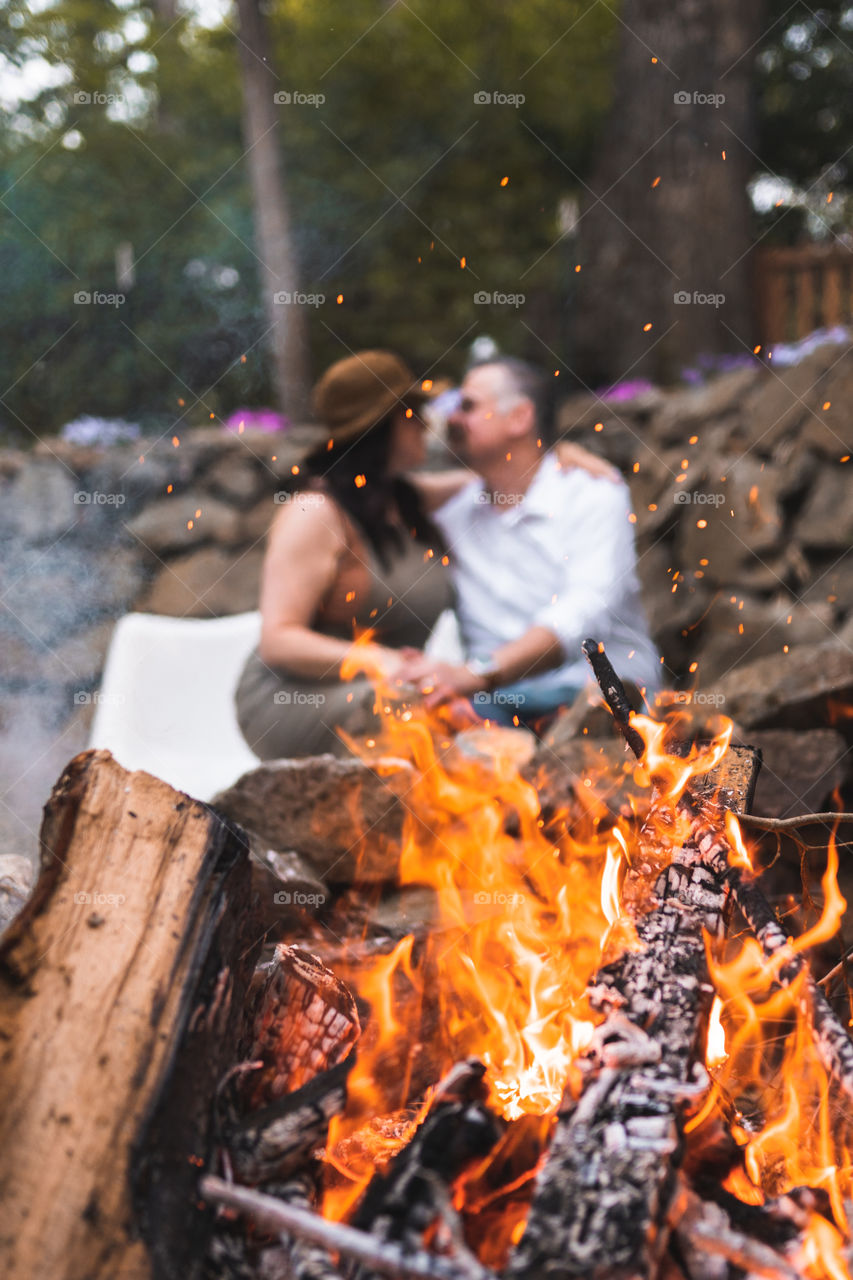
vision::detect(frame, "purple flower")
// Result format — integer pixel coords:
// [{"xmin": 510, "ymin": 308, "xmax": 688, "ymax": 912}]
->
[
  {"xmin": 597, "ymin": 378, "xmax": 657, "ymax": 402},
  {"xmin": 223, "ymin": 407, "xmax": 290, "ymax": 434}
]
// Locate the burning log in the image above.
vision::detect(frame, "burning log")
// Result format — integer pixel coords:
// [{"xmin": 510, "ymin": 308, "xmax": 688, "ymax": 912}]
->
[
  {"xmin": 347, "ymin": 1059, "xmax": 502, "ymax": 1279},
  {"xmin": 504, "ymin": 647, "xmax": 761, "ymax": 1280},
  {"xmin": 225, "ymin": 1057, "xmax": 354, "ymax": 1185},
  {"xmin": 200, "ymin": 1175, "xmax": 496, "ymax": 1280},
  {"xmin": 239, "ymin": 944, "xmax": 360, "ymax": 1109},
  {"xmin": 0, "ymin": 749, "xmax": 261, "ymax": 1280}
]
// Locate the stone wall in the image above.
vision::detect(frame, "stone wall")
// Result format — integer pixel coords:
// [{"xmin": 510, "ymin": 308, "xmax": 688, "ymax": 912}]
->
[
  {"xmin": 561, "ymin": 340, "xmax": 853, "ymax": 685},
  {"xmin": 0, "ymin": 422, "xmax": 319, "ymax": 854},
  {"xmin": 1, "ymin": 341, "xmax": 852, "ymax": 855}
]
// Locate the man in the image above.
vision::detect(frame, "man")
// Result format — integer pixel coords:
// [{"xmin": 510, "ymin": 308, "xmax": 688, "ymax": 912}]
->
[{"xmin": 396, "ymin": 357, "xmax": 660, "ymax": 724}]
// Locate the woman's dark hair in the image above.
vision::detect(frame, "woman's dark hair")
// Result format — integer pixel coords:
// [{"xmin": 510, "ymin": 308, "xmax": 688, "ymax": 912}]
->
[{"xmin": 302, "ymin": 414, "xmax": 444, "ymax": 568}]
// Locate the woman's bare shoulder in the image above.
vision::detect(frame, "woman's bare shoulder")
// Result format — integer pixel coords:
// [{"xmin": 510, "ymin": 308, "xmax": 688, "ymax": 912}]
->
[{"xmin": 267, "ymin": 488, "xmax": 347, "ymax": 551}]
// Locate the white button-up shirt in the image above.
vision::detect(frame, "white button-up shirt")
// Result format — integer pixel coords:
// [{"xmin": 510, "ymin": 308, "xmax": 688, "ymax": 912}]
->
[{"xmin": 432, "ymin": 454, "xmax": 661, "ymax": 700}]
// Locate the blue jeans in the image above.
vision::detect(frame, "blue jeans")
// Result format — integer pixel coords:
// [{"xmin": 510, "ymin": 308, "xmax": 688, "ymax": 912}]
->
[{"xmin": 471, "ymin": 680, "xmax": 582, "ymax": 730}]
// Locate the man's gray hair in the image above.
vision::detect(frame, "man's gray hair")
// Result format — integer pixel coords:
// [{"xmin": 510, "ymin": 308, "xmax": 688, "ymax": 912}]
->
[{"xmin": 469, "ymin": 356, "xmax": 556, "ymax": 443}]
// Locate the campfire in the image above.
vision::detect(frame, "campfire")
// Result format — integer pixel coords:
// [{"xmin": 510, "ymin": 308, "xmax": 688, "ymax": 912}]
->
[{"xmin": 2, "ymin": 643, "xmax": 852, "ymax": 1280}]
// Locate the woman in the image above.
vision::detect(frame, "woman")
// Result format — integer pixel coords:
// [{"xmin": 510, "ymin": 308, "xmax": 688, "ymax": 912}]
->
[{"xmin": 235, "ymin": 350, "xmax": 612, "ymax": 760}]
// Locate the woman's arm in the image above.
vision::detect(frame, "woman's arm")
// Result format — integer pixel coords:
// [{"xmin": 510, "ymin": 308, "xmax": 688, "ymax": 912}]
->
[
  {"xmin": 257, "ymin": 499, "xmax": 402, "ymax": 679},
  {"xmin": 554, "ymin": 440, "xmax": 620, "ymax": 481}
]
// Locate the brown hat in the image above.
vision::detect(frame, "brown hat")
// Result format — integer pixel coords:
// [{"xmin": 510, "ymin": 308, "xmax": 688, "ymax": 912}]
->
[{"xmin": 312, "ymin": 350, "xmax": 431, "ymax": 443}]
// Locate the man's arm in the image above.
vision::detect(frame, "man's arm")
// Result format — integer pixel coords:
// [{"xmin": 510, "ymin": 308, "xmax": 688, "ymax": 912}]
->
[
  {"xmin": 393, "ymin": 625, "xmax": 563, "ymax": 703},
  {"xmin": 406, "ymin": 440, "xmax": 618, "ymax": 515}
]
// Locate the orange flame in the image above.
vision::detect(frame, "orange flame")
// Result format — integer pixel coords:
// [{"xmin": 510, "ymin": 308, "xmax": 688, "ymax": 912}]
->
[{"xmin": 319, "ymin": 673, "xmax": 851, "ymax": 1275}]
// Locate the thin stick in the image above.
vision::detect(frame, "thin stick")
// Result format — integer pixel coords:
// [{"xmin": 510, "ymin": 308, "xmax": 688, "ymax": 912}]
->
[
  {"xmin": 199, "ymin": 1176, "xmax": 495, "ymax": 1280},
  {"xmin": 736, "ymin": 811, "xmax": 853, "ymax": 832},
  {"xmin": 581, "ymin": 638, "xmax": 646, "ymax": 758},
  {"xmin": 818, "ymin": 944, "xmax": 853, "ymax": 990}
]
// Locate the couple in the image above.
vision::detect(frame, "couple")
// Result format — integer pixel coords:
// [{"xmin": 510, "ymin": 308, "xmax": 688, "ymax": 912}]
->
[{"xmin": 235, "ymin": 350, "xmax": 660, "ymax": 759}]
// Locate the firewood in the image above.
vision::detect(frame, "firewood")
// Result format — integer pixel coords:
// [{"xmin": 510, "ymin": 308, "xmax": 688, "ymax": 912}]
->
[
  {"xmin": 226, "ymin": 1056, "xmax": 353, "ymax": 1184},
  {"xmin": 0, "ymin": 749, "xmax": 261, "ymax": 1280},
  {"xmin": 200, "ymin": 1175, "xmax": 496, "ymax": 1280},
  {"xmin": 346, "ymin": 1059, "xmax": 502, "ymax": 1279},
  {"xmin": 695, "ymin": 825, "xmax": 853, "ymax": 1106},
  {"xmin": 589, "ymin": 637, "xmax": 853, "ymax": 1106},
  {"xmin": 239, "ymin": 944, "xmax": 360, "ymax": 1111},
  {"xmin": 504, "ymin": 703, "xmax": 759, "ymax": 1278},
  {"xmin": 668, "ymin": 1183, "xmax": 802, "ymax": 1280}
]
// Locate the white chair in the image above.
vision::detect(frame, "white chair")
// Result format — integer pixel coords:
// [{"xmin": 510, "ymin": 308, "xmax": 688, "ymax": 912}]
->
[
  {"xmin": 89, "ymin": 611, "xmax": 262, "ymax": 800},
  {"xmin": 424, "ymin": 607, "xmax": 464, "ymax": 663}
]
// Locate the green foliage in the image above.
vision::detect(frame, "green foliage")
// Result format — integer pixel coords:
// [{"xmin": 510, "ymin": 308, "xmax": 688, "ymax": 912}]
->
[
  {"xmin": 0, "ymin": 0, "xmax": 616, "ymax": 441},
  {"xmin": 754, "ymin": 2, "xmax": 853, "ymax": 241}
]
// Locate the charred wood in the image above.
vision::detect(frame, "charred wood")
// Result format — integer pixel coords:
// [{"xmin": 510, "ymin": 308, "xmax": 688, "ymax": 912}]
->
[
  {"xmin": 347, "ymin": 1060, "xmax": 502, "ymax": 1280},
  {"xmin": 504, "ymin": 742, "xmax": 758, "ymax": 1280},
  {"xmin": 199, "ymin": 1176, "xmax": 496, "ymax": 1280},
  {"xmin": 225, "ymin": 1057, "xmax": 353, "ymax": 1185}
]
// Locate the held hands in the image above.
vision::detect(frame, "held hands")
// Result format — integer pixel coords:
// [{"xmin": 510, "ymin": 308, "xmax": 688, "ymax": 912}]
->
[{"xmin": 392, "ymin": 653, "xmax": 482, "ymax": 708}]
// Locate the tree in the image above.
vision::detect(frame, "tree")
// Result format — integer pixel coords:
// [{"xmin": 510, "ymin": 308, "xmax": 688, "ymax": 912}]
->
[
  {"xmin": 0, "ymin": 0, "xmax": 617, "ymax": 438},
  {"xmin": 234, "ymin": 0, "xmax": 309, "ymax": 419},
  {"xmin": 571, "ymin": 0, "xmax": 767, "ymax": 387}
]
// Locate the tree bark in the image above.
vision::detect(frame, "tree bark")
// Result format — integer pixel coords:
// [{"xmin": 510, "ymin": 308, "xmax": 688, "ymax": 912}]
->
[
  {"xmin": 234, "ymin": 0, "xmax": 311, "ymax": 418},
  {"xmin": 0, "ymin": 749, "xmax": 260, "ymax": 1280},
  {"xmin": 572, "ymin": 0, "xmax": 765, "ymax": 386}
]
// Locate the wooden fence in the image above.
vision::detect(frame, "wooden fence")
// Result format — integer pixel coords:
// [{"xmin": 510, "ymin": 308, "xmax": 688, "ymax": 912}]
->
[{"xmin": 755, "ymin": 243, "xmax": 853, "ymax": 345}]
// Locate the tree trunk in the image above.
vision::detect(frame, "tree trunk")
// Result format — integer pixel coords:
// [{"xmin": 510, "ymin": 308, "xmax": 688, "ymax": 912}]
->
[
  {"xmin": 572, "ymin": 0, "xmax": 765, "ymax": 387},
  {"xmin": 234, "ymin": 0, "xmax": 311, "ymax": 419},
  {"xmin": 0, "ymin": 749, "xmax": 260, "ymax": 1280}
]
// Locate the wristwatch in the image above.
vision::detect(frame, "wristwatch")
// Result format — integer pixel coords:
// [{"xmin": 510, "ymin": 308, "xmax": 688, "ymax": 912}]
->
[{"xmin": 465, "ymin": 655, "xmax": 501, "ymax": 691}]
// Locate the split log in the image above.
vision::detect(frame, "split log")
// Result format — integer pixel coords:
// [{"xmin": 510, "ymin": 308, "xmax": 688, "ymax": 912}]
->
[
  {"xmin": 0, "ymin": 749, "xmax": 261, "ymax": 1280},
  {"xmin": 225, "ymin": 1057, "xmax": 353, "ymax": 1185},
  {"xmin": 239, "ymin": 944, "xmax": 360, "ymax": 1110},
  {"xmin": 505, "ymin": 694, "xmax": 760, "ymax": 1278}
]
